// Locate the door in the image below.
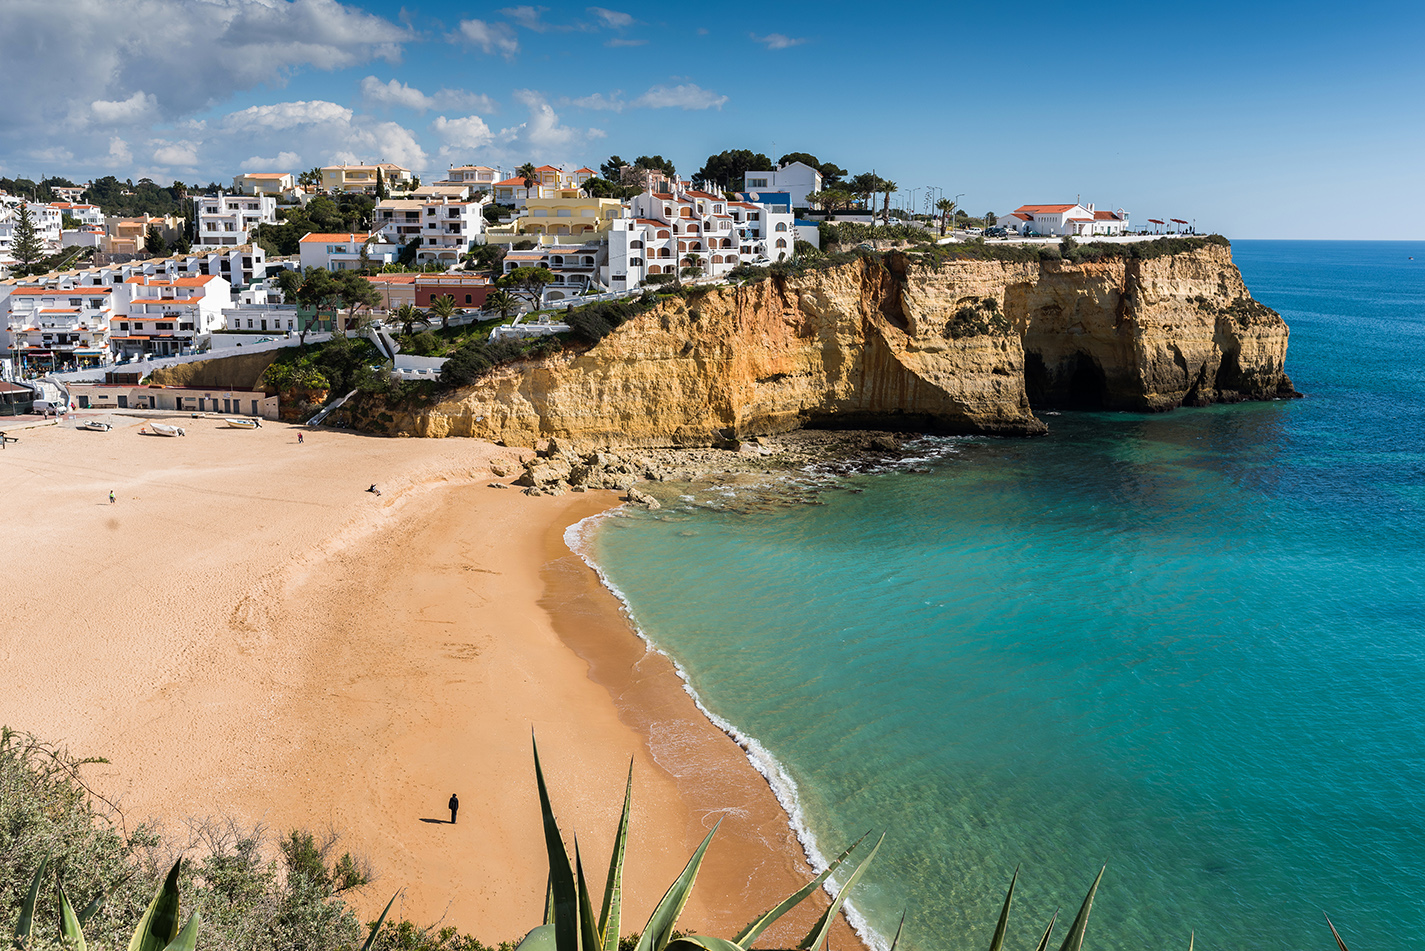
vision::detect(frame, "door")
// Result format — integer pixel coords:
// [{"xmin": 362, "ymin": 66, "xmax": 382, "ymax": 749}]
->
[
  {"xmin": 223, "ymin": 399, "xmax": 231, "ymax": 413},
  {"xmin": 78, "ymin": 396, "xmax": 89, "ymax": 409},
  {"xmin": 260, "ymin": 320, "xmax": 267, "ymax": 331},
  {"xmin": 117, "ymin": 396, "xmax": 127, "ymax": 408}
]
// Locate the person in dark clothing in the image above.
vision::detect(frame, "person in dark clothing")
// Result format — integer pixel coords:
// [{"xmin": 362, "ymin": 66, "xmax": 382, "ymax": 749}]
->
[{"xmin": 448, "ymin": 793, "xmax": 459, "ymax": 824}]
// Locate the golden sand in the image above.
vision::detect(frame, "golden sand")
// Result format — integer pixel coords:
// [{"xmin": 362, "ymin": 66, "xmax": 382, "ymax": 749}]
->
[{"xmin": 0, "ymin": 416, "xmax": 855, "ymax": 947}]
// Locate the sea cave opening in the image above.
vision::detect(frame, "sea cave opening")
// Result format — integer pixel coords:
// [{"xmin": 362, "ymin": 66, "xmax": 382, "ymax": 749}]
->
[{"xmin": 1025, "ymin": 351, "xmax": 1109, "ymax": 410}]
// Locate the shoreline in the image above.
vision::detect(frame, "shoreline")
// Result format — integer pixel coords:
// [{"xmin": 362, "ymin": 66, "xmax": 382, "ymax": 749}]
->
[{"xmin": 0, "ymin": 419, "xmax": 860, "ymax": 947}]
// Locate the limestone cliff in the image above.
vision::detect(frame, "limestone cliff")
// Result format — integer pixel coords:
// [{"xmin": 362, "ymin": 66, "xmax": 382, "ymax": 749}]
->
[{"xmin": 371, "ymin": 241, "xmax": 1294, "ymax": 446}]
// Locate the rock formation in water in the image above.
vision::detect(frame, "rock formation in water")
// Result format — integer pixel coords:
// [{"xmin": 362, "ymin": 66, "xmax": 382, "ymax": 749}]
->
[{"xmin": 368, "ymin": 240, "xmax": 1295, "ymax": 446}]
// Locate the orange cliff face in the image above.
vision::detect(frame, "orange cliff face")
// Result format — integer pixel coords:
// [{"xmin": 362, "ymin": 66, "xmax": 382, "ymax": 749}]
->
[{"xmin": 368, "ymin": 241, "xmax": 1295, "ymax": 446}]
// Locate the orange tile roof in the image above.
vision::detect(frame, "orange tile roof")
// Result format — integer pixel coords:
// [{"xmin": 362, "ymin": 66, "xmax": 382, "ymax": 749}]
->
[
  {"xmin": 1093, "ymin": 210, "xmax": 1123, "ymax": 220},
  {"xmin": 494, "ymin": 177, "xmax": 529, "ymax": 186},
  {"xmin": 574, "ymin": 167, "xmax": 595, "ymax": 173},
  {"xmin": 535, "ymin": 165, "xmax": 560, "ymax": 171},
  {"xmin": 39, "ymin": 308, "xmax": 80, "ymax": 313},
  {"xmin": 365, "ymin": 274, "xmax": 418, "ymax": 284},
  {"xmin": 298, "ymin": 233, "xmax": 375, "ymax": 243},
  {"xmin": 132, "ymin": 275, "xmax": 219, "ymax": 286},
  {"xmin": 242, "ymin": 173, "xmax": 289, "ymax": 179},
  {"xmin": 686, "ymin": 190, "xmax": 722, "ymax": 200},
  {"xmin": 1013, "ymin": 204, "xmax": 1077, "ymax": 214}
]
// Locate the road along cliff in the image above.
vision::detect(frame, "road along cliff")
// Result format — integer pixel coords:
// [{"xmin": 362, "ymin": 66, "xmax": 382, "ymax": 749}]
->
[{"xmin": 365, "ymin": 239, "xmax": 1296, "ymax": 447}]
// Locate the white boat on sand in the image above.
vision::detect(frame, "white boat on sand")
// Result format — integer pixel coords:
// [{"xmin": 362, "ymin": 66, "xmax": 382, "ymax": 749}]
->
[
  {"xmin": 149, "ymin": 423, "xmax": 185, "ymax": 437},
  {"xmin": 224, "ymin": 417, "xmax": 261, "ymax": 429},
  {"xmin": 76, "ymin": 420, "xmax": 112, "ymax": 432}
]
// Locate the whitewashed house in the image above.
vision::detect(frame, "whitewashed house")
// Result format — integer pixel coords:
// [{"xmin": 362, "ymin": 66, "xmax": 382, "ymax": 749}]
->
[
  {"xmin": 232, "ymin": 172, "xmax": 299, "ymax": 198},
  {"xmin": 605, "ymin": 190, "xmax": 795, "ymax": 292},
  {"xmin": 1, "ymin": 284, "xmax": 115, "ymax": 370},
  {"xmin": 298, "ymin": 232, "xmax": 400, "ymax": 271},
  {"xmin": 439, "ymin": 166, "xmax": 502, "ymax": 189},
  {"xmin": 111, "ymin": 274, "xmax": 232, "ymax": 359},
  {"xmin": 193, "ymin": 193, "xmax": 278, "ymax": 249},
  {"xmin": 374, "ymin": 195, "xmax": 488, "ymax": 265},
  {"xmin": 740, "ymin": 161, "xmax": 824, "ymax": 210},
  {"xmin": 1001, "ymin": 203, "xmax": 1130, "ymax": 237}
]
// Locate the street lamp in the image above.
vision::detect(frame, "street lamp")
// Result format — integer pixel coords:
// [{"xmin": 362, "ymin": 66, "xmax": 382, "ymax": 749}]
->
[{"xmin": 953, "ymin": 193, "xmax": 964, "ymax": 233}]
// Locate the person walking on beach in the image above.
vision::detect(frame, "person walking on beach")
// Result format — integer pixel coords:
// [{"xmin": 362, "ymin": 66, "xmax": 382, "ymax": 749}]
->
[
  {"xmin": 109, "ymin": 490, "xmax": 115, "ymax": 505},
  {"xmin": 448, "ymin": 793, "xmax": 459, "ymax": 824},
  {"xmin": 297, "ymin": 432, "xmax": 304, "ymax": 444}
]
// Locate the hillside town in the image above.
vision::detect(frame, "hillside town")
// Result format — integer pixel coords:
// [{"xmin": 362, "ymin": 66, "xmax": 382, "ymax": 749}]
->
[{"xmin": 0, "ymin": 153, "xmax": 1180, "ymax": 381}]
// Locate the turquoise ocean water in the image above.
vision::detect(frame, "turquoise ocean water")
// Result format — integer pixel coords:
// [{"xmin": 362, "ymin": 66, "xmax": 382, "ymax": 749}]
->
[{"xmin": 577, "ymin": 241, "xmax": 1425, "ymax": 951}]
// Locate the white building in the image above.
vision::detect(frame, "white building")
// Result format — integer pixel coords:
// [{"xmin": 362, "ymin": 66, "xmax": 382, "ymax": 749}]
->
[
  {"xmin": 439, "ymin": 166, "xmax": 502, "ymax": 189},
  {"xmin": 111, "ymin": 274, "xmax": 232, "ymax": 359},
  {"xmin": 193, "ymin": 193, "xmax": 278, "ymax": 249},
  {"xmin": 740, "ymin": 161, "xmax": 824, "ymax": 210},
  {"xmin": 491, "ymin": 164, "xmax": 596, "ymax": 208},
  {"xmin": 605, "ymin": 190, "xmax": 795, "ymax": 292},
  {"xmin": 502, "ymin": 244, "xmax": 606, "ymax": 304},
  {"xmin": 232, "ymin": 172, "xmax": 298, "ymax": 198},
  {"xmin": 374, "ymin": 195, "xmax": 488, "ymax": 265},
  {"xmin": 1, "ymin": 284, "xmax": 114, "ymax": 370},
  {"xmin": 1001, "ymin": 203, "xmax": 1130, "ymax": 237},
  {"xmin": 298, "ymin": 232, "xmax": 400, "ymax": 271},
  {"xmin": 51, "ymin": 186, "xmax": 87, "ymax": 204},
  {"xmin": 51, "ymin": 202, "xmax": 105, "ymax": 228},
  {"xmin": 320, "ymin": 163, "xmax": 414, "ymax": 195}
]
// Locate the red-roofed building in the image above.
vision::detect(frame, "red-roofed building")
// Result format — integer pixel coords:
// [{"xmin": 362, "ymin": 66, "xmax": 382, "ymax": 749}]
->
[
  {"xmin": 2, "ymin": 284, "xmax": 114, "ymax": 369},
  {"xmin": 1001, "ymin": 202, "xmax": 1130, "ymax": 236},
  {"xmin": 491, "ymin": 164, "xmax": 597, "ymax": 208},
  {"xmin": 298, "ymin": 232, "xmax": 400, "ymax": 271},
  {"xmin": 111, "ymin": 273, "xmax": 233, "ymax": 359}
]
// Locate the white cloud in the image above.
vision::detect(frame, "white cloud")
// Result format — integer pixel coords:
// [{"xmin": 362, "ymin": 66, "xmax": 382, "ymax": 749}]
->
[
  {"xmin": 500, "ymin": 5, "xmax": 550, "ymax": 31},
  {"xmin": 106, "ymin": 137, "xmax": 132, "ymax": 167},
  {"xmin": 225, "ymin": 100, "xmax": 354, "ymax": 131},
  {"xmin": 632, "ymin": 84, "xmax": 728, "ymax": 110},
  {"xmin": 751, "ymin": 32, "xmax": 806, "ymax": 49},
  {"xmin": 431, "ymin": 115, "xmax": 495, "ymax": 151},
  {"xmin": 562, "ymin": 84, "xmax": 727, "ymax": 113},
  {"xmin": 360, "ymin": 76, "xmax": 497, "ymax": 114},
  {"xmin": 91, "ymin": 90, "xmax": 157, "ymax": 124},
  {"xmin": 459, "ymin": 18, "xmax": 519, "ymax": 56},
  {"xmin": 562, "ymin": 92, "xmax": 627, "ymax": 112},
  {"xmin": 152, "ymin": 141, "xmax": 200, "ymax": 167},
  {"xmin": 587, "ymin": 6, "xmax": 633, "ymax": 28},
  {"xmin": 242, "ymin": 152, "xmax": 303, "ymax": 171},
  {"xmin": 605, "ymin": 38, "xmax": 646, "ymax": 47},
  {"xmin": 499, "ymin": 90, "xmax": 603, "ymax": 154}
]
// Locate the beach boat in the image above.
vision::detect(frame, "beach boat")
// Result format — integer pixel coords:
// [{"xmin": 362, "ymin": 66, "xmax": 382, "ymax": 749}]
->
[
  {"xmin": 224, "ymin": 417, "xmax": 261, "ymax": 429},
  {"xmin": 76, "ymin": 420, "xmax": 112, "ymax": 432},
  {"xmin": 149, "ymin": 423, "xmax": 185, "ymax": 437}
]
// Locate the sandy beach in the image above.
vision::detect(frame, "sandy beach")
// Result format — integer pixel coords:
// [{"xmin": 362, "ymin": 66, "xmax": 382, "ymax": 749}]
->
[{"xmin": 0, "ymin": 414, "xmax": 856, "ymax": 947}]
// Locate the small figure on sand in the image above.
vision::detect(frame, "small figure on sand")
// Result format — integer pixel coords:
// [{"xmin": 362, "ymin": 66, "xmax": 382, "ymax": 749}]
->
[
  {"xmin": 368, "ymin": 484, "xmax": 382, "ymax": 497},
  {"xmin": 448, "ymin": 793, "xmax": 459, "ymax": 824},
  {"xmin": 109, "ymin": 490, "xmax": 115, "ymax": 505},
  {"xmin": 297, "ymin": 432, "xmax": 304, "ymax": 444}
]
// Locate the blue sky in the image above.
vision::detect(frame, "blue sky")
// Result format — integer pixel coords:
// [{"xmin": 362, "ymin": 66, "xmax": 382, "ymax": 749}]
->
[{"xmin": 2, "ymin": 0, "xmax": 1421, "ymax": 238}]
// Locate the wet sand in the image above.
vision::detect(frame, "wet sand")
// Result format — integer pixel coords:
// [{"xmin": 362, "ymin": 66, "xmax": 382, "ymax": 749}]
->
[{"xmin": 0, "ymin": 415, "xmax": 856, "ymax": 947}]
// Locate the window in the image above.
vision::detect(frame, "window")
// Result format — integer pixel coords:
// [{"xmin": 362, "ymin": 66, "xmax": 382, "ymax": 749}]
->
[
  {"xmin": 748, "ymin": 178, "xmax": 768, "ymax": 188},
  {"xmin": 90, "ymin": 299, "xmax": 104, "ymax": 308},
  {"xmin": 775, "ymin": 222, "xmax": 788, "ymax": 232},
  {"xmin": 69, "ymin": 298, "xmax": 82, "ymax": 306},
  {"xmin": 247, "ymin": 319, "xmax": 254, "ymax": 328},
  {"xmin": 465, "ymin": 294, "xmax": 472, "ymax": 304}
]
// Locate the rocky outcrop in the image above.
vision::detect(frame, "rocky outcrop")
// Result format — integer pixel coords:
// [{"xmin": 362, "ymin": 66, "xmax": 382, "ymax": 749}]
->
[{"xmin": 372, "ymin": 241, "xmax": 1294, "ymax": 447}]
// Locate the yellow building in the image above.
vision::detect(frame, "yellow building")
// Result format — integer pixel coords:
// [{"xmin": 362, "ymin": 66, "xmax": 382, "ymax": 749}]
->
[
  {"xmin": 319, "ymin": 163, "xmax": 414, "ymax": 195},
  {"xmin": 486, "ymin": 189, "xmax": 622, "ymax": 246}
]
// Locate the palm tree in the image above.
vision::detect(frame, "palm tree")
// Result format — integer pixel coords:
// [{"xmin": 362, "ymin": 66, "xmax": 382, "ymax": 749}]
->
[
  {"xmin": 428, "ymin": 294, "xmax": 458, "ymax": 331},
  {"xmin": 393, "ymin": 303, "xmax": 429, "ymax": 336},
  {"xmin": 881, "ymin": 180, "xmax": 897, "ymax": 225},
  {"xmin": 935, "ymin": 198, "xmax": 957, "ymax": 237},
  {"xmin": 484, "ymin": 289, "xmax": 517, "ymax": 320},
  {"xmin": 517, "ymin": 162, "xmax": 538, "ymax": 189}
]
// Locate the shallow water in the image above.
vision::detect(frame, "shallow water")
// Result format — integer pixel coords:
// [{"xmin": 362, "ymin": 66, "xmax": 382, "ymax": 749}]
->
[{"xmin": 585, "ymin": 241, "xmax": 1425, "ymax": 951}]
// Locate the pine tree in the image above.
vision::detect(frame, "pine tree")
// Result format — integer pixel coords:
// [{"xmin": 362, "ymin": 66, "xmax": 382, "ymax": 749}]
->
[
  {"xmin": 10, "ymin": 203, "xmax": 45, "ymax": 277},
  {"xmin": 375, "ymin": 167, "xmax": 388, "ymax": 201}
]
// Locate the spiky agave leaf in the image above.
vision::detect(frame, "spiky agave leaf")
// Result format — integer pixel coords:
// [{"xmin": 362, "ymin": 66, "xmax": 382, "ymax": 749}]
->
[
  {"xmin": 667, "ymin": 937, "xmax": 744, "ymax": 951},
  {"xmin": 733, "ymin": 833, "xmax": 871, "ymax": 949},
  {"xmin": 57, "ymin": 879, "xmax": 87, "ymax": 951},
  {"xmin": 360, "ymin": 892, "xmax": 400, "ymax": 951},
  {"xmin": 577, "ymin": 840, "xmax": 601, "ymax": 951},
  {"xmin": 128, "ymin": 859, "xmax": 183, "ymax": 951},
  {"xmin": 1056, "ymin": 867, "xmax": 1104, "ymax": 951},
  {"xmin": 161, "ymin": 913, "xmax": 200, "ymax": 951},
  {"xmin": 1325, "ymin": 914, "xmax": 1351, "ymax": 951},
  {"xmin": 988, "ymin": 867, "xmax": 1018, "ymax": 951},
  {"xmin": 888, "ymin": 911, "xmax": 906, "ymax": 951},
  {"xmin": 14, "ymin": 854, "xmax": 48, "ymax": 945},
  {"xmin": 1032, "ymin": 911, "xmax": 1059, "ymax": 951},
  {"xmin": 632, "ymin": 821, "xmax": 722, "ymax": 951},
  {"xmin": 546, "ymin": 874, "xmax": 557, "ymax": 927},
  {"xmin": 600, "ymin": 760, "xmax": 634, "ymax": 951},
  {"xmin": 517, "ymin": 924, "xmax": 558, "ymax": 951},
  {"xmin": 534, "ymin": 736, "xmax": 579, "ymax": 951},
  {"xmin": 798, "ymin": 833, "xmax": 885, "ymax": 951}
]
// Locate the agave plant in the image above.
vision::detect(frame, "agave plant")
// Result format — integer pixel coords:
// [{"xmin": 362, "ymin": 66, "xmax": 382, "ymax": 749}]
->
[
  {"xmin": 515, "ymin": 737, "xmax": 881, "ymax": 951},
  {"xmin": 14, "ymin": 854, "xmax": 398, "ymax": 951},
  {"xmin": 981, "ymin": 864, "xmax": 1105, "ymax": 951},
  {"xmin": 13, "ymin": 856, "xmax": 198, "ymax": 951}
]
